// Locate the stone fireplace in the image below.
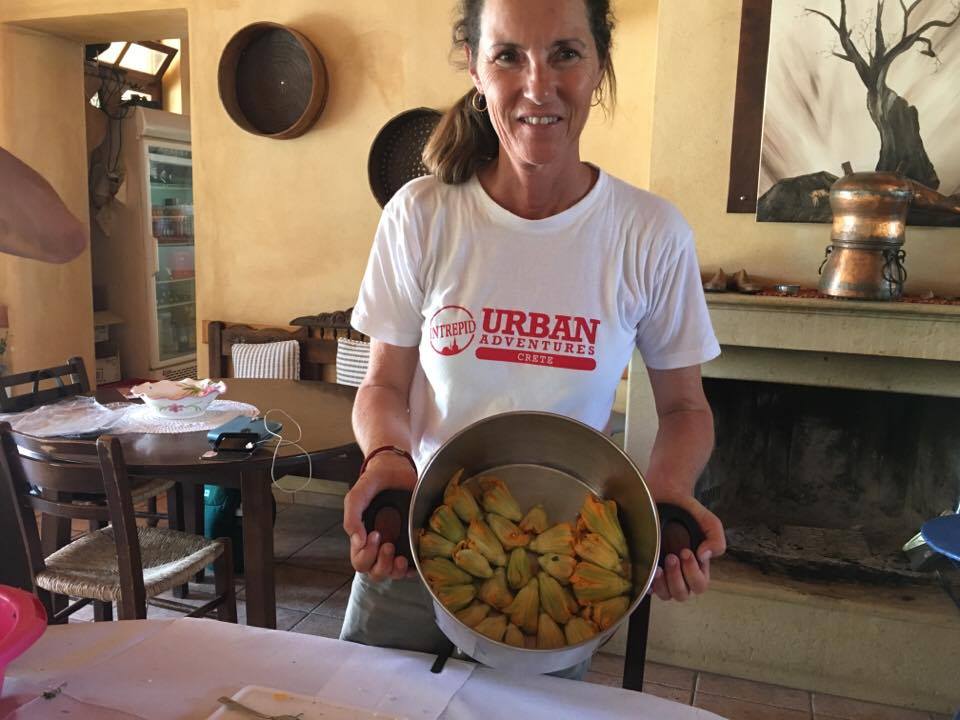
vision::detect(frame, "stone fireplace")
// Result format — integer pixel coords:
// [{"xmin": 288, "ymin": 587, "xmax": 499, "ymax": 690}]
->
[
  {"xmin": 704, "ymin": 378, "xmax": 960, "ymax": 584},
  {"xmin": 617, "ymin": 292, "xmax": 960, "ymax": 713}
]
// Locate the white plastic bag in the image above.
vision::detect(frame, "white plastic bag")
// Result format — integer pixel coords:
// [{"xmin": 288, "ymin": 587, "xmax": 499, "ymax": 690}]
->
[{"xmin": 0, "ymin": 396, "xmax": 127, "ymax": 438}]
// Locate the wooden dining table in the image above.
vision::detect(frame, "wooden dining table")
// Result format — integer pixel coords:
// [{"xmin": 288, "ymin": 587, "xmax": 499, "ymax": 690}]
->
[{"xmin": 94, "ymin": 378, "xmax": 361, "ymax": 629}]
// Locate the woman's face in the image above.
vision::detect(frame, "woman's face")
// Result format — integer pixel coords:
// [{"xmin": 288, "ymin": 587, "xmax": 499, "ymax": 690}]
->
[{"xmin": 469, "ymin": 0, "xmax": 602, "ymax": 173}]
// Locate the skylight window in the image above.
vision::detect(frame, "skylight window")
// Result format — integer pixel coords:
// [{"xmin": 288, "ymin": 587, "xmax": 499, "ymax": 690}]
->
[{"xmin": 92, "ymin": 41, "xmax": 177, "ymax": 81}]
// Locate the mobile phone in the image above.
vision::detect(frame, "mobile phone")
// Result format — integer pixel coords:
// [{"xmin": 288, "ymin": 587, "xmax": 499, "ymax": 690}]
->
[
  {"xmin": 213, "ymin": 432, "xmax": 259, "ymax": 453},
  {"xmin": 206, "ymin": 417, "xmax": 282, "ymax": 444}
]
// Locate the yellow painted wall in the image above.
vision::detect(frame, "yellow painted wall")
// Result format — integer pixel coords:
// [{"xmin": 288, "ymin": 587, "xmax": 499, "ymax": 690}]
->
[
  {"xmin": 582, "ymin": 0, "xmax": 658, "ymax": 192},
  {"xmin": 0, "ymin": 24, "xmax": 93, "ymax": 381},
  {"xmin": 649, "ymin": 2, "xmax": 960, "ymax": 295},
  {"xmin": 185, "ymin": 2, "xmax": 461, "ymax": 353},
  {"xmin": 161, "ymin": 37, "xmax": 189, "ymax": 115},
  {"xmin": 0, "ymin": 0, "xmax": 657, "ymax": 380}
]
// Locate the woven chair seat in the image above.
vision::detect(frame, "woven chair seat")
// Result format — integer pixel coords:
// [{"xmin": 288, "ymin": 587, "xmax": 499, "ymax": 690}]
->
[{"xmin": 36, "ymin": 526, "xmax": 223, "ymax": 602}]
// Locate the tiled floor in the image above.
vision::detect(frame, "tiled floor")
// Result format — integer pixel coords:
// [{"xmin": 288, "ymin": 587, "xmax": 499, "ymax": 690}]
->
[{"xmin": 54, "ymin": 502, "xmax": 951, "ymax": 719}]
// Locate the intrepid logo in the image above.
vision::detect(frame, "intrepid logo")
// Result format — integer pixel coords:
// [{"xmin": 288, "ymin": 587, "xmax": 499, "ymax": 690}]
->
[
  {"xmin": 429, "ymin": 305, "xmax": 477, "ymax": 356},
  {"xmin": 475, "ymin": 307, "xmax": 599, "ymax": 371}
]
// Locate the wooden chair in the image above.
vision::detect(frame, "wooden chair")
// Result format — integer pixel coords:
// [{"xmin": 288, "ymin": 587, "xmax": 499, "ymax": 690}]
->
[
  {"xmin": 208, "ymin": 322, "xmax": 309, "ymax": 380},
  {"xmin": 0, "ymin": 422, "xmax": 236, "ymax": 623},
  {"xmin": 0, "ymin": 356, "xmax": 89, "ymax": 413},
  {"xmin": 208, "ymin": 312, "xmax": 367, "ymax": 383},
  {"xmin": 291, "ymin": 308, "xmax": 370, "ymax": 387},
  {"xmin": 0, "ymin": 357, "xmax": 182, "ymax": 615},
  {"xmin": 289, "ymin": 307, "xmax": 368, "ymax": 342},
  {"xmin": 622, "ymin": 597, "xmax": 653, "ymax": 690},
  {"xmin": 208, "ymin": 309, "xmax": 368, "ymax": 380},
  {"xmin": 621, "ymin": 508, "xmax": 707, "ymax": 691}
]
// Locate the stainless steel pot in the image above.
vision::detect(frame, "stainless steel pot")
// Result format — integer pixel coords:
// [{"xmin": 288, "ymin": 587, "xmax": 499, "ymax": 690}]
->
[{"xmin": 364, "ymin": 411, "xmax": 703, "ymax": 675}]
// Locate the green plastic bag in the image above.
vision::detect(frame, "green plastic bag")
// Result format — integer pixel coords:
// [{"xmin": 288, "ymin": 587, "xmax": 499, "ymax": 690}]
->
[
  {"xmin": 203, "ymin": 485, "xmax": 278, "ymax": 575},
  {"xmin": 204, "ymin": 485, "xmax": 243, "ymax": 573}
]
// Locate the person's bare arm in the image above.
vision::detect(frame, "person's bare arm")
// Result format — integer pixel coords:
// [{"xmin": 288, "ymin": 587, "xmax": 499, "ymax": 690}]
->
[
  {"xmin": 643, "ymin": 364, "xmax": 726, "ymax": 601},
  {"xmin": 343, "ymin": 339, "xmax": 420, "ymax": 581},
  {"xmin": 0, "ymin": 147, "xmax": 86, "ymax": 263}
]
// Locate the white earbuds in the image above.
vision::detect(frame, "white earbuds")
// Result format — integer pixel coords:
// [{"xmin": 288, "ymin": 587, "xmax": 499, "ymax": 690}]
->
[{"xmin": 261, "ymin": 408, "xmax": 313, "ymax": 494}]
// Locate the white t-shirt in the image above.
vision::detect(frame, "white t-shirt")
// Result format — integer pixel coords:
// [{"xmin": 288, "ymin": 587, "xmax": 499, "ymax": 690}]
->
[{"xmin": 352, "ymin": 170, "xmax": 720, "ymax": 467}]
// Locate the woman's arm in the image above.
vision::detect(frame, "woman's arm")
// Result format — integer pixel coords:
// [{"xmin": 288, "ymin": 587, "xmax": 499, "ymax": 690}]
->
[
  {"xmin": 343, "ymin": 339, "xmax": 420, "ymax": 581},
  {"xmin": 0, "ymin": 147, "xmax": 86, "ymax": 263},
  {"xmin": 643, "ymin": 364, "xmax": 726, "ymax": 601}
]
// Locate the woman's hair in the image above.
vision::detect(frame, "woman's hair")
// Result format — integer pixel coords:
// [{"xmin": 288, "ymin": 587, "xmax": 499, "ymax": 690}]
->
[{"xmin": 423, "ymin": 0, "xmax": 617, "ymax": 185}]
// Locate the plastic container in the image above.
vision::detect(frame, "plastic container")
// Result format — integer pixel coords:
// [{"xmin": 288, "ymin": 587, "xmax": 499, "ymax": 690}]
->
[{"xmin": 0, "ymin": 585, "xmax": 47, "ymax": 694}]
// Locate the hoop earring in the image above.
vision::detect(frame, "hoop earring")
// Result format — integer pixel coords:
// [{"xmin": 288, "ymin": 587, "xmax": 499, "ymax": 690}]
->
[
  {"xmin": 471, "ymin": 91, "xmax": 487, "ymax": 113},
  {"xmin": 591, "ymin": 85, "xmax": 604, "ymax": 108}
]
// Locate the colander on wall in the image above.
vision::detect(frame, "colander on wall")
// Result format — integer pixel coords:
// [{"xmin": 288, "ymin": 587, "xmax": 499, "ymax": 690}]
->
[{"xmin": 367, "ymin": 107, "xmax": 442, "ymax": 208}]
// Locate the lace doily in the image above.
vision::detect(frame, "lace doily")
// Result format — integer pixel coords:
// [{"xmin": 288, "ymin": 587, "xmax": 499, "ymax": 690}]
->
[{"xmin": 107, "ymin": 399, "xmax": 259, "ymax": 434}]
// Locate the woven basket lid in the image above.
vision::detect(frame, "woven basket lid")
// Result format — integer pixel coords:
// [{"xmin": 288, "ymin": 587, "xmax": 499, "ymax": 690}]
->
[{"xmin": 368, "ymin": 108, "xmax": 442, "ymax": 208}]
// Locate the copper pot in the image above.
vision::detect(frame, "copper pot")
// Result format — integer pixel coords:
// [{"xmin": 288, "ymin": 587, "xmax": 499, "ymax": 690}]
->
[{"xmin": 818, "ymin": 170, "xmax": 960, "ymax": 300}]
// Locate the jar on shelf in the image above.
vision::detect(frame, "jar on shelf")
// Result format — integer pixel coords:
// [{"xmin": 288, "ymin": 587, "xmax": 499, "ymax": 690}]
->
[
  {"xmin": 182, "ymin": 204, "xmax": 194, "ymax": 236},
  {"xmin": 164, "ymin": 198, "xmax": 181, "ymax": 237}
]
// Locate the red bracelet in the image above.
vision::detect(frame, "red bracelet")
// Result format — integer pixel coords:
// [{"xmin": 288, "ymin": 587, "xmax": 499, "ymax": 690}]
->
[{"xmin": 360, "ymin": 445, "xmax": 417, "ymax": 476}]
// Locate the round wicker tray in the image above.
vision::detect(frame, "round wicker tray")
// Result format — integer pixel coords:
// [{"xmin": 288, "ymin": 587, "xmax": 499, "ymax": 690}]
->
[{"xmin": 218, "ymin": 22, "xmax": 328, "ymax": 139}]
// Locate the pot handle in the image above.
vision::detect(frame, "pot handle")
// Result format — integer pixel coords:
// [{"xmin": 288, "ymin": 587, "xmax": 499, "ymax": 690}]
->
[
  {"xmin": 362, "ymin": 489, "xmax": 414, "ymax": 561},
  {"xmin": 656, "ymin": 503, "xmax": 706, "ymax": 568}
]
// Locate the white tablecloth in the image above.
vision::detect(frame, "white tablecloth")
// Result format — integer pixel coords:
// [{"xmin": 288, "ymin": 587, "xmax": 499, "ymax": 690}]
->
[{"xmin": 1, "ymin": 619, "xmax": 724, "ymax": 720}]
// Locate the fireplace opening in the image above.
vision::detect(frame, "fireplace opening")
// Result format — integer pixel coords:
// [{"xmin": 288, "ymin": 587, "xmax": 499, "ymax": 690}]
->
[{"xmin": 698, "ymin": 378, "xmax": 960, "ymax": 585}]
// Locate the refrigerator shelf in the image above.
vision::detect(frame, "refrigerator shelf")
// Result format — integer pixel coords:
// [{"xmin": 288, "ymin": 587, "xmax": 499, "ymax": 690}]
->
[
  {"xmin": 157, "ymin": 301, "xmax": 193, "ymax": 310},
  {"xmin": 156, "ymin": 236, "xmax": 194, "ymax": 245},
  {"xmin": 150, "ymin": 182, "xmax": 192, "ymax": 191},
  {"xmin": 157, "ymin": 277, "xmax": 195, "ymax": 284}
]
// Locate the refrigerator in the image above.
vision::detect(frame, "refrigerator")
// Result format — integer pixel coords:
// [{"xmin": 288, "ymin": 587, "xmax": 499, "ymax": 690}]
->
[{"xmin": 97, "ymin": 107, "xmax": 197, "ymax": 382}]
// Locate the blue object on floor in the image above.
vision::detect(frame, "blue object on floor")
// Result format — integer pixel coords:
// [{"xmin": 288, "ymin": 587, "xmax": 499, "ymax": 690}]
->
[
  {"xmin": 921, "ymin": 514, "xmax": 960, "ymax": 562},
  {"xmin": 203, "ymin": 485, "xmax": 278, "ymax": 574},
  {"xmin": 204, "ymin": 486, "xmax": 243, "ymax": 573}
]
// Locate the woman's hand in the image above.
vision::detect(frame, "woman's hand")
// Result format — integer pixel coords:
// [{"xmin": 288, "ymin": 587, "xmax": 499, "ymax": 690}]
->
[
  {"xmin": 650, "ymin": 494, "xmax": 726, "ymax": 602},
  {"xmin": 343, "ymin": 451, "xmax": 418, "ymax": 582},
  {"xmin": 345, "ymin": 340, "xmax": 420, "ymax": 582},
  {"xmin": 644, "ymin": 365, "xmax": 723, "ymax": 602}
]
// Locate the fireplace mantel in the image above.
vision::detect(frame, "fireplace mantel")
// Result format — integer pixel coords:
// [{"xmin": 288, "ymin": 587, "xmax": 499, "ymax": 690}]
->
[
  {"xmin": 625, "ymin": 293, "xmax": 960, "ymax": 472},
  {"xmin": 702, "ymin": 293, "xmax": 960, "ymax": 397}
]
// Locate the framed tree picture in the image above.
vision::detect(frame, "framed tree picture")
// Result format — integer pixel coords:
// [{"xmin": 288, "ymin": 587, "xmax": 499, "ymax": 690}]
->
[
  {"xmin": 756, "ymin": 0, "xmax": 960, "ymax": 225},
  {"xmin": 727, "ymin": 0, "xmax": 774, "ymax": 214}
]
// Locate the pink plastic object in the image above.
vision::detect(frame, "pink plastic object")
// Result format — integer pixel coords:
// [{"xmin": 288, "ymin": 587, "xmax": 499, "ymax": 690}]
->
[{"xmin": 0, "ymin": 585, "xmax": 47, "ymax": 695}]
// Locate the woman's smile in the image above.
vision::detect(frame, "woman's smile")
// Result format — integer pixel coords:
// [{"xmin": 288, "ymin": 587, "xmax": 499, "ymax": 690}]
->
[{"xmin": 518, "ymin": 115, "xmax": 561, "ymax": 126}]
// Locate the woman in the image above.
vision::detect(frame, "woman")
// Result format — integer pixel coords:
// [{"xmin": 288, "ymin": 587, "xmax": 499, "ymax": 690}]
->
[{"xmin": 341, "ymin": 0, "xmax": 725, "ymax": 672}]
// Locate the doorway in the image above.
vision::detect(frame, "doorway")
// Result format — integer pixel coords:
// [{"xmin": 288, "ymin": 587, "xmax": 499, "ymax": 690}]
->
[{"xmin": 85, "ymin": 33, "xmax": 197, "ymax": 385}]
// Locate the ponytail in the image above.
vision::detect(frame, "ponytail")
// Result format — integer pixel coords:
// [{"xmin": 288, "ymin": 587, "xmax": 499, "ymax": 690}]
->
[{"xmin": 422, "ymin": 89, "xmax": 499, "ymax": 185}]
